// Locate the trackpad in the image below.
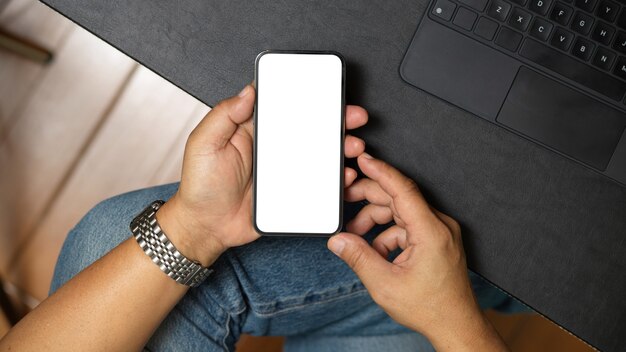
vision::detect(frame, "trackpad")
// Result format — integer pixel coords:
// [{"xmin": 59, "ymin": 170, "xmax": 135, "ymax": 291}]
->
[{"xmin": 497, "ymin": 67, "xmax": 626, "ymax": 170}]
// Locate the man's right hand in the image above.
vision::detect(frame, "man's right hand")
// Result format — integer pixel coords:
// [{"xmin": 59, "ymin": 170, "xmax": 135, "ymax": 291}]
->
[{"xmin": 327, "ymin": 154, "xmax": 508, "ymax": 352}]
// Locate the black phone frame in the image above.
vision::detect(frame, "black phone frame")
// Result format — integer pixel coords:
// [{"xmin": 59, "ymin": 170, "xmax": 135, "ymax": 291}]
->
[{"xmin": 253, "ymin": 49, "xmax": 346, "ymax": 237}]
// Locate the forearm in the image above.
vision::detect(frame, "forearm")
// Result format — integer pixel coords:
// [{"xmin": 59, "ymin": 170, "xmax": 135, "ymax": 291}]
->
[{"xmin": 0, "ymin": 238, "xmax": 188, "ymax": 352}]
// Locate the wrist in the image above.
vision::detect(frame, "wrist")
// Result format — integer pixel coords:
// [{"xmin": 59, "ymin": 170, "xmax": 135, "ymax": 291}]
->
[
  {"xmin": 156, "ymin": 196, "xmax": 225, "ymax": 267},
  {"xmin": 424, "ymin": 309, "xmax": 507, "ymax": 352}
]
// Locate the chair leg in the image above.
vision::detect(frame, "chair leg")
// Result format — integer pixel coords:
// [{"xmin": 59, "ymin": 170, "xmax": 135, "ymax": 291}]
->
[
  {"xmin": 0, "ymin": 27, "xmax": 53, "ymax": 63},
  {"xmin": 0, "ymin": 277, "xmax": 21, "ymax": 326}
]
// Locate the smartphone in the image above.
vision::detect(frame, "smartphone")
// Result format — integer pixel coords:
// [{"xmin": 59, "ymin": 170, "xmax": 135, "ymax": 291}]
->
[{"xmin": 253, "ymin": 50, "xmax": 346, "ymax": 236}]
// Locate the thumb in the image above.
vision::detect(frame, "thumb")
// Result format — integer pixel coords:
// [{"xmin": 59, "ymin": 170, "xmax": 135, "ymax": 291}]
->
[
  {"xmin": 194, "ymin": 84, "xmax": 255, "ymax": 150},
  {"xmin": 328, "ymin": 233, "xmax": 394, "ymax": 290}
]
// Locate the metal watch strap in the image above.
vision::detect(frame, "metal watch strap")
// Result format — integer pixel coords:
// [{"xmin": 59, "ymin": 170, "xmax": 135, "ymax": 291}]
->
[{"xmin": 130, "ymin": 200, "xmax": 213, "ymax": 287}]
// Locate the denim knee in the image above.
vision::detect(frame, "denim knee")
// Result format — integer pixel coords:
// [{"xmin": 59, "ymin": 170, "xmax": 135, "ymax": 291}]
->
[{"xmin": 49, "ymin": 183, "xmax": 179, "ymax": 294}]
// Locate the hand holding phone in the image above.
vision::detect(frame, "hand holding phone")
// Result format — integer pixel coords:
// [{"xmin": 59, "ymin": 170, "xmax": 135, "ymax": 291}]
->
[{"xmin": 159, "ymin": 51, "xmax": 364, "ymax": 265}]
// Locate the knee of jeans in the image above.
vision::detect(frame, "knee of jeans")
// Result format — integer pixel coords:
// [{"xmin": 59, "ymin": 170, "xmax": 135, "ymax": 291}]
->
[
  {"xmin": 49, "ymin": 183, "xmax": 179, "ymax": 294},
  {"xmin": 49, "ymin": 199, "xmax": 130, "ymax": 294}
]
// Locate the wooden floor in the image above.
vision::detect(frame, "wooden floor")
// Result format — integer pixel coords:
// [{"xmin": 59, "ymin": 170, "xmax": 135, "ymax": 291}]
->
[{"xmin": 0, "ymin": 0, "xmax": 594, "ymax": 350}]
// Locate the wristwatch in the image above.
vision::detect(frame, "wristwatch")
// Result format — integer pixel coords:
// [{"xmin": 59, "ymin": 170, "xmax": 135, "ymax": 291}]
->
[{"xmin": 130, "ymin": 200, "xmax": 213, "ymax": 287}]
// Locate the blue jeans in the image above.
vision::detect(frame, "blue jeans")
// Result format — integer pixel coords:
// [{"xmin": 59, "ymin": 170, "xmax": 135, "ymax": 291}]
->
[{"xmin": 50, "ymin": 183, "xmax": 527, "ymax": 351}]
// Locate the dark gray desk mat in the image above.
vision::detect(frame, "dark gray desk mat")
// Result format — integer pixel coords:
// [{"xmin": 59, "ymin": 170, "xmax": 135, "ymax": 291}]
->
[{"xmin": 42, "ymin": 0, "xmax": 626, "ymax": 350}]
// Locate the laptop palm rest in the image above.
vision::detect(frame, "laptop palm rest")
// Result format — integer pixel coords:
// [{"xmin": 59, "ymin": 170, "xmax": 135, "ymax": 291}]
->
[{"xmin": 497, "ymin": 67, "xmax": 626, "ymax": 171}]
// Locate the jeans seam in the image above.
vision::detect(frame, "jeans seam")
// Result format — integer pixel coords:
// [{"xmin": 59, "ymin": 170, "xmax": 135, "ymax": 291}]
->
[
  {"xmin": 231, "ymin": 302, "xmax": 247, "ymax": 316},
  {"xmin": 220, "ymin": 303, "xmax": 248, "ymax": 351},
  {"xmin": 252, "ymin": 287, "xmax": 369, "ymax": 317},
  {"xmin": 222, "ymin": 312, "xmax": 231, "ymax": 352}
]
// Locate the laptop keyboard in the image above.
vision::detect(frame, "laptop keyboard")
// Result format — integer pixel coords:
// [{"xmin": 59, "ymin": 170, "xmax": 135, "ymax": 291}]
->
[{"xmin": 429, "ymin": 0, "xmax": 626, "ymax": 102}]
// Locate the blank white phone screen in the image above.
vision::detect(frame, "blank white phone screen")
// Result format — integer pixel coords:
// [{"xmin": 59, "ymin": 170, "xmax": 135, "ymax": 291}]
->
[{"xmin": 255, "ymin": 52, "xmax": 343, "ymax": 234}]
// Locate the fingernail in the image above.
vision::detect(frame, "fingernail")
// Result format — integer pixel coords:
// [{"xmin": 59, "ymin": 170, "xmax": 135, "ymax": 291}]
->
[
  {"xmin": 238, "ymin": 85, "xmax": 251, "ymax": 97},
  {"xmin": 328, "ymin": 237, "xmax": 346, "ymax": 255},
  {"xmin": 361, "ymin": 152, "xmax": 373, "ymax": 159}
]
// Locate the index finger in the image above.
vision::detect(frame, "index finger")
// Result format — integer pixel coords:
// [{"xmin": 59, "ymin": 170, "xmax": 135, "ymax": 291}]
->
[{"xmin": 356, "ymin": 154, "xmax": 438, "ymax": 226}]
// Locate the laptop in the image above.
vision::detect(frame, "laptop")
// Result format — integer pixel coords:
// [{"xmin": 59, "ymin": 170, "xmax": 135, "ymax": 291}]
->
[{"xmin": 400, "ymin": 0, "xmax": 626, "ymax": 185}]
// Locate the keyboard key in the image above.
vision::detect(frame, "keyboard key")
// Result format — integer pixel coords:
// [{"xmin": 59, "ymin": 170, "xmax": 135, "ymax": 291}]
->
[
  {"xmin": 519, "ymin": 38, "xmax": 626, "ymax": 100},
  {"xmin": 530, "ymin": 17, "xmax": 555, "ymax": 40},
  {"xmin": 591, "ymin": 21, "xmax": 615, "ymax": 44},
  {"xmin": 495, "ymin": 26, "xmax": 524, "ymax": 51},
  {"xmin": 617, "ymin": 8, "xmax": 626, "ymax": 29},
  {"xmin": 474, "ymin": 16, "xmax": 499, "ymax": 39},
  {"xmin": 571, "ymin": 11, "xmax": 594, "ymax": 34},
  {"xmin": 509, "ymin": 7, "xmax": 533, "ymax": 31},
  {"xmin": 488, "ymin": 0, "xmax": 512, "ymax": 21},
  {"xmin": 432, "ymin": 0, "xmax": 457, "ymax": 21},
  {"xmin": 592, "ymin": 46, "xmax": 617, "ymax": 70},
  {"xmin": 613, "ymin": 56, "xmax": 626, "ymax": 79},
  {"xmin": 596, "ymin": 0, "xmax": 619, "ymax": 21},
  {"xmin": 551, "ymin": 27, "xmax": 576, "ymax": 50},
  {"xmin": 575, "ymin": 0, "xmax": 598, "ymax": 12},
  {"xmin": 613, "ymin": 31, "xmax": 626, "ymax": 53},
  {"xmin": 551, "ymin": 2, "xmax": 575, "ymax": 25},
  {"xmin": 572, "ymin": 37, "xmax": 595, "ymax": 60},
  {"xmin": 529, "ymin": 0, "xmax": 553, "ymax": 15},
  {"xmin": 460, "ymin": 0, "xmax": 489, "ymax": 11},
  {"xmin": 510, "ymin": 0, "xmax": 529, "ymax": 5},
  {"xmin": 454, "ymin": 7, "xmax": 479, "ymax": 30}
]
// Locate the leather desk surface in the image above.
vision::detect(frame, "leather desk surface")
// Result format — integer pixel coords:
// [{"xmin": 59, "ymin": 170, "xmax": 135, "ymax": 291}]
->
[{"xmin": 41, "ymin": 1, "xmax": 626, "ymax": 350}]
